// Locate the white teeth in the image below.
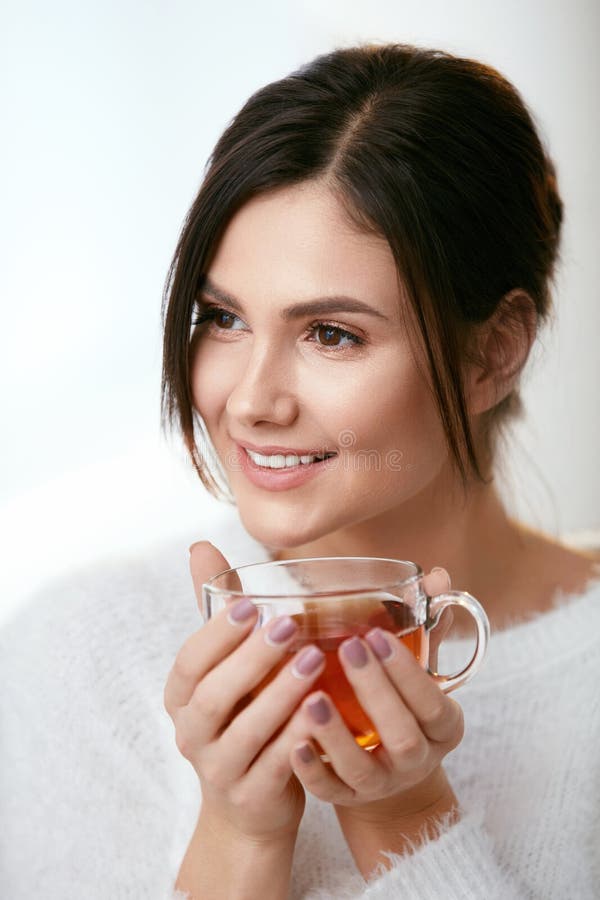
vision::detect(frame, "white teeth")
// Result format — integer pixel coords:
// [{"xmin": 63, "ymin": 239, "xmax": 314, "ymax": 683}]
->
[{"xmin": 245, "ymin": 448, "xmax": 332, "ymax": 469}]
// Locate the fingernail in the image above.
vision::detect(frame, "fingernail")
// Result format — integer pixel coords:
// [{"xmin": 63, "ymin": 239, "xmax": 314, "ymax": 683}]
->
[
  {"xmin": 265, "ymin": 615, "xmax": 297, "ymax": 646},
  {"xmin": 341, "ymin": 636, "xmax": 368, "ymax": 668},
  {"xmin": 227, "ymin": 597, "xmax": 256, "ymax": 624},
  {"xmin": 432, "ymin": 566, "xmax": 451, "ymax": 588},
  {"xmin": 307, "ymin": 696, "xmax": 331, "ymax": 725},
  {"xmin": 295, "ymin": 742, "xmax": 315, "ymax": 764},
  {"xmin": 189, "ymin": 540, "xmax": 211, "ymax": 554},
  {"xmin": 291, "ymin": 645, "xmax": 325, "ymax": 679},
  {"xmin": 366, "ymin": 628, "xmax": 395, "ymax": 661}
]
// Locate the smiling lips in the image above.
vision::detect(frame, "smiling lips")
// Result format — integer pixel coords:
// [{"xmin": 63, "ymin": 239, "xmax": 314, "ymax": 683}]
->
[
  {"xmin": 244, "ymin": 447, "xmax": 336, "ymax": 469},
  {"xmin": 237, "ymin": 439, "xmax": 337, "ymax": 457},
  {"xmin": 236, "ymin": 442, "xmax": 337, "ymax": 491}
]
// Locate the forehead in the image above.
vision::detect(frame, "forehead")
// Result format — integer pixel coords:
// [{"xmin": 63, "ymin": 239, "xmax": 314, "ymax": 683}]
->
[{"xmin": 207, "ymin": 182, "xmax": 403, "ymax": 319}]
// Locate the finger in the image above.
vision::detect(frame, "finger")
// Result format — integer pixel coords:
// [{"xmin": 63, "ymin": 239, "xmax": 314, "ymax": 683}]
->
[
  {"xmin": 208, "ymin": 643, "xmax": 326, "ymax": 779},
  {"xmin": 429, "ymin": 607, "xmax": 454, "ymax": 672},
  {"xmin": 164, "ymin": 594, "xmax": 258, "ymax": 712},
  {"xmin": 365, "ymin": 629, "xmax": 463, "ymax": 745},
  {"xmin": 422, "ymin": 566, "xmax": 451, "ymax": 599},
  {"xmin": 165, "ymin": 542, "xmax": 247, "ymax": 712},
  {"xmin": 183, "ymin": 613, "xmax": 311, "ymax": 744},
  {"xmin": 289, "ymin": 740, "xmax": 356, "ymax": 804},
  {"xmin": 246, "ymin": 698, "xmax": 359, "ymax": 804},
  {"xmin": 293, "ymin": 690, "xmax": 384, "ymax": 794},
  {"xmin": 189, "ymin": 540, "xmax": 242, "ymax": 612},
  {"xmin": 336, "ymin": 636, "xmax": 428, "ymax": 765},
  {"xmin": 421, "ymin": 566, "xmax": 452, "ymax": 680}
]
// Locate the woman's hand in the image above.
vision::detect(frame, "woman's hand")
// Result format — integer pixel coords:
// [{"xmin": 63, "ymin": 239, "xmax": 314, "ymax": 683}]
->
[
  {"xmin": 280, "ymin": 566, "xmax": 461, "ymax": 878},
  {"xmin": 285, "ymin": 568, "xmax": 462, "ymax": 811},
  {"xmin": 163, "ymin": 541, "xmax": 327, "ymax": 843}
]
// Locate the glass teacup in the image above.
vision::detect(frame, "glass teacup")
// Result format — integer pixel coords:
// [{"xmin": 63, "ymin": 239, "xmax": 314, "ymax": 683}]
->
[{"xmin": 202, "ymin": 556, "xmax": 490, "ymax": 752}]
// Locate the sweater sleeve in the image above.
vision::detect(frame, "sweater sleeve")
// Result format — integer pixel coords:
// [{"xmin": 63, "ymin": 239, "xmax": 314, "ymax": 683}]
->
[
  {"xmin": 0, "ymin": 560, "xmax": 200, "ymax": 900},
  {"xmin": 359, "ymin": 807, "xmax": 525, "ymax": 899}
]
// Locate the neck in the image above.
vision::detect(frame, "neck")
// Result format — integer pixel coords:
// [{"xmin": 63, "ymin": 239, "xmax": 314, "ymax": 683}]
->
[{"xmin": 269, "ymin": 466, "xmax": 532, "ymax": 633}]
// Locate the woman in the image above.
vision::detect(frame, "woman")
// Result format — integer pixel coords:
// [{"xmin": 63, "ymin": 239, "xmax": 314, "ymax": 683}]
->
[
  {"xmin": 2, "ymin": 42, "xmax": 599, "ymax": 899},
  {"xmin": 161, "ymin": 42, "xmax": 600, "ymax": 898}
]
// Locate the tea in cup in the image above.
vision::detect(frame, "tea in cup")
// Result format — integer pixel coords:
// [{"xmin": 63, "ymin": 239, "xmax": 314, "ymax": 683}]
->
[{"xmin": 202, "ymin": 556, "xmax": 489, "ymax": 751}]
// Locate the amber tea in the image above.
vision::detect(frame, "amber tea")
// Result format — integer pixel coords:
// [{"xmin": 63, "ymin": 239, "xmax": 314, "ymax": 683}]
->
[
  {"xmin": 203, "ymin": 555, "xmax": 490, "ymax": 755},
  {"xmin": 252, "ymin": 596, "xmax": 430, "ymax": 752}
]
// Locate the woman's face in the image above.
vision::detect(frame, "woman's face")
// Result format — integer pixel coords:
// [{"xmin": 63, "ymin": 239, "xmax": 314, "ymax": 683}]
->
[{"xmin": 189, "ymin": 181, "xmax": 450, "ymax": 551}]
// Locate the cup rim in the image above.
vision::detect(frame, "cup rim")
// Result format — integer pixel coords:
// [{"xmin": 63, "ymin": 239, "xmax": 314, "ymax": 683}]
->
[{"xmin": 203, "ymin": 555, "xmax": 424, "ymax": 599}]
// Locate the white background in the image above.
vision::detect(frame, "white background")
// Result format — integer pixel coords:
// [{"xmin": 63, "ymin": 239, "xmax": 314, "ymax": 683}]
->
[{"xmin": 1, "ymin": 0, "xmax": 598, "ymax": 625}]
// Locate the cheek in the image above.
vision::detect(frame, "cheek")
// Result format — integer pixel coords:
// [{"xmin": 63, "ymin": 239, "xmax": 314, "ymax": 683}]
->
[
  {"xmin": 336, "ymin": 365, "xmax": 448, "ymax": 513},
  {"xmin": 189, "ymin": 337, "xmax": 444, "ymax": 469},
  {"xmin": 189, "ymin": 340, "xmax": 232, "ymax": 423},
  {"xmin": 339, "ymin": 354, "xmax": 443, "ymax": 458}
]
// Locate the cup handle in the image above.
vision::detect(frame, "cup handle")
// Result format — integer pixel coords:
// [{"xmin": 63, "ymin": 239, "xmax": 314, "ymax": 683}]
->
[{"xmin": 426, "ymin": 590, "xmax": 490, "ymax": 692}]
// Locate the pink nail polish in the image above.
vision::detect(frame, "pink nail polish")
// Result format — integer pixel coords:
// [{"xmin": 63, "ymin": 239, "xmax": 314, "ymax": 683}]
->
[
  {"xmin": 307, "ymin": 696, "xmax": 331, "ymax": 724},
  {"xmin": 227, "ymin": 597, "xmax": 256, "ymax": 624},
  {"xmin": 341, "ymin": 636, "xmax": 368, "ymax": 668},
  {"xmin": 291, "ymin": 646, "xmax": 325, "ymax": 678},
  {"xmin": 265, "ymin": 615, "xmax": 297, "ymax": 646},
  {"xmin": 365, "ymin": 628, "xmax": 395, "ymax": 661},
  {"xmin": 295, "ymin": 743, "xmax": 315, "ymax": 764}
]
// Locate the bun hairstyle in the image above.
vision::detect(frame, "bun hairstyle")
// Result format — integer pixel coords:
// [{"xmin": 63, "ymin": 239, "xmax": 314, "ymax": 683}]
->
[{"xmin": 161, "ymin": 42, "xmax": 563, "ymax": 501}]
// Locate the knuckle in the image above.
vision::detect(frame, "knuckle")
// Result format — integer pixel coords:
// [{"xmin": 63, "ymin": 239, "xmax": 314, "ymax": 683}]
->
[
  {"xmin": 346, "ymin": 766, "xmax": 378, "ymax": 792},
  {"xmin": 271, "ymin": 756, "xmax": 292, "ymax": 783},
  {"xmin": 226, "ymin": 722, "xmax": 259, "ymax": 759},
  {"xmin": 261, "ymin": 743, "xmax": 294, "ymax": 783},
  {"xmin": 172, "ymin": 648, "xmax": 197, "ymax": 683},
  {"xmin": 200, "ymin": 755, "xmax": 229, "ymax": 790},
  {"xmin": 189, "ymin": 684, "xmax": 222, "ymax": 723},
  {"xmin": 389, "ymin": 733, "xmax": 428, "ymax": 765},
  {"xmin": 449, "ymin": 700, "xmax": 465, "ymax": 745},
  {"xmin": 332, "ymin": 783, "xmax": 353, "ymax": 804},
  {"xmin": 174, "ymin": 727, "xmax": 195, "ymax": 761},
  {"xmin": 228, "ymin": 783, "xmax": 253, "ymax": 809},
  {"xmin": 421, "ymin": 700, "xmax": 447, "ymax": 729}
]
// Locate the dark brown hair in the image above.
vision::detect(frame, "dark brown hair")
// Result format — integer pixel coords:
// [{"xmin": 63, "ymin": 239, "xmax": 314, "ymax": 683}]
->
[{"xmin": 160, "ymin": 41, "xmax": 563, "ymax": 502}]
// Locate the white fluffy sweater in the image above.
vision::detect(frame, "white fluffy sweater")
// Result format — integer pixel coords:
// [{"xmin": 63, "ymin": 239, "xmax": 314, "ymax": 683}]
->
[{"xmin": 1, "ymin": 506, "xmax": 600, "ymax": 899}]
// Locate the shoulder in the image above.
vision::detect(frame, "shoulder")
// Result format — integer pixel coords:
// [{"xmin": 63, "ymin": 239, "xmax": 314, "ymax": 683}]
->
[
  {"xmin": 0, "ymin": 537, "xmax": 211, "ymax": 898},
  {"xmin": 6, "ymin": 536, "xmax": 187, "ymax": 620},
  {"xmin": 527, "ymin": 530, "xmax": 600, "ymax": 605},
  {"xmin": 0, "ymin": 504, "xmax": 269, "ymax": 670},
  {"xmin": 0, "ymin": 537, "xmax": 200, "ymax": 698}
]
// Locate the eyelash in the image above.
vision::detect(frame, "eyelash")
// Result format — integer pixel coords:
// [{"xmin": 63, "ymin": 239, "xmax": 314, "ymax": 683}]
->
[{"xmin": 191, "ymin": 304, "xmax": 365, "ymax": 350}]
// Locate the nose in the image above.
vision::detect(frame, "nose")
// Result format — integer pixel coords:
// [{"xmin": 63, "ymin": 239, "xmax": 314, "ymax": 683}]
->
[{"xmin": 225, "ymin": 341, "xmax": 299, "ymax": 428}]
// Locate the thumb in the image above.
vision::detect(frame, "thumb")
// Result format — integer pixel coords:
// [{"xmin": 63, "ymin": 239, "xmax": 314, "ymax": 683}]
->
[
  {"xmin": 422, "ymin": 566, "xmax": 453, "ymax": 674},
  {"xmin": 429, "ymin": 606, "xmax": 454, "ymax": 674},
  {"xmin": 188, "ymin": 541, "xmax": 241, "ymax": 611}
]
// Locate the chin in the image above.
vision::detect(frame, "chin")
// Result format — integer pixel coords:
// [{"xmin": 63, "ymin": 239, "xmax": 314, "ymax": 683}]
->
[{"xmin": 235, "ymin": 503, "xmax": 324, "ymax": 552}]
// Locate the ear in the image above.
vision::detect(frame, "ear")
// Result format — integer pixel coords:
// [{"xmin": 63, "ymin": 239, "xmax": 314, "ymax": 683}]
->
[{"xmin": 465, "ymin": 289, "xmax": 538, "ymax": 417}]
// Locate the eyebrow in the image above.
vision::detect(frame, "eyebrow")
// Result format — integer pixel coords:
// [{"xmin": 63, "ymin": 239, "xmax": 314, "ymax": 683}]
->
[{"xmin": 199, "ymin": 276, "xmax": 390, "ymax": 322}]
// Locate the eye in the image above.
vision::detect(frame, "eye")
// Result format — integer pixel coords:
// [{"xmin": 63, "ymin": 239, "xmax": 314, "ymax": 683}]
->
[
  {"xmin": 191, "ymin": 306, "xmax": 244, "ymax": 330},
  {"xmin": 191, "ymin": 303, "xmax": 365, "ymax": 352},
  {"xmin": 309, "ymin": 323, "xmax": 364, "ymax": 349}
]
